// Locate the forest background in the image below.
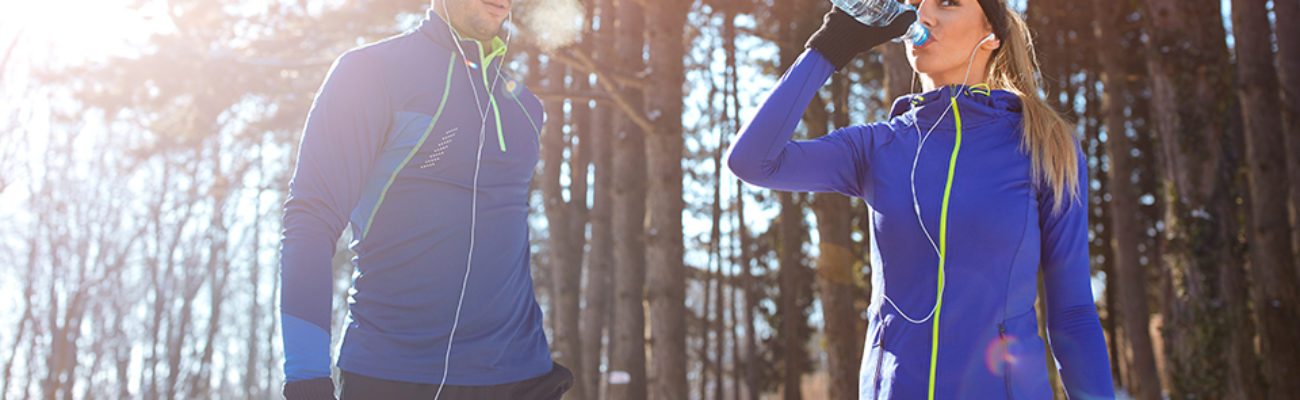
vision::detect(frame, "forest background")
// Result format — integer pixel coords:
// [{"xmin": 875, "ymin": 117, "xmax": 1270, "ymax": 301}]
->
[{"xmin": 1, "ymin": 0, "xmax": 1297, "ymax": 399}]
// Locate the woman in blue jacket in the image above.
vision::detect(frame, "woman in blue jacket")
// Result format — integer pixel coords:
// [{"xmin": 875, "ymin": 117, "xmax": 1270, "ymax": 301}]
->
[{"xmin": 727, "ymin": 0, "xmax": 1114, "ymax": 399}]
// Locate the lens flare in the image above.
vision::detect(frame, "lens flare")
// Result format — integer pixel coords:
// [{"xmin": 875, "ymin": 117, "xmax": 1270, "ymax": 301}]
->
[{"xmin": 984, "ymin": 334, "xmax": 1019, "ymax": 375}]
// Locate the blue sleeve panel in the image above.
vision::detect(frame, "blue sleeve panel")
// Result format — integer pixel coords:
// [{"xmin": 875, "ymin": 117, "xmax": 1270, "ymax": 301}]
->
[
  {"xmin": 728, "ymin": 48, "xmax": 1114, "ymax": 399},
  {"xmin": 280, "ymin": 50, "xmax": 391, "ymax": 382},
  {"xmin": 281, "ymin": 314, "xmax": 335, "ymax": 381}
]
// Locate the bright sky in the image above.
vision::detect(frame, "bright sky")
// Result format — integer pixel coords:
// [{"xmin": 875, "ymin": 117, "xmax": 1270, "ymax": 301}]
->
[
  {"xmin": 0, "ymin": 0, "xmax": 172, "ymax": 351},
  {"xmin": 0, "ymin": 0, "xmax": 171, "ymax": 70}
]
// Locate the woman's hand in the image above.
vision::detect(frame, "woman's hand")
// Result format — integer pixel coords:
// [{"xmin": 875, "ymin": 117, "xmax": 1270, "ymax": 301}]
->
[{"xmin": 806, "ymin": 8, "xmax": 917, "ymax": 70}]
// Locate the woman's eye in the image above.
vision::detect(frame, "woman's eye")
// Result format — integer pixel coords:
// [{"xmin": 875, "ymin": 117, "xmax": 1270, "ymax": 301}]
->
[{"xmin": 901, "ymin": 0, "xmax": 954, "ymax": 8}]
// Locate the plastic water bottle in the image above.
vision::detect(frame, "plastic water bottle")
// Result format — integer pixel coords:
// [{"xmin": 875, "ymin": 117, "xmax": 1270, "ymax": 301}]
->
[{"xmin": 829, "ymin": 0, "xmax": 929, "ymax": 45}]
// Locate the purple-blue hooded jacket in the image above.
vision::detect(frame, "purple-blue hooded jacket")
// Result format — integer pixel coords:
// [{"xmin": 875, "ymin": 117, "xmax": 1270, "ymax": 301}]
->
[{"xmin": 727, "ymin": 49, "xmax": 1114, "ymax": 400}]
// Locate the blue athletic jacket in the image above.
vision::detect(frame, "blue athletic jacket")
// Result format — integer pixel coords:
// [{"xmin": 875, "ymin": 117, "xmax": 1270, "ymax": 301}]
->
[
  {"xmin": 279, "ymin": 10, "xmax": 552, "ymax": 386},
  {"xmin": 727, "ymin": 49, "xmax": 1114, "ymax": 399}
]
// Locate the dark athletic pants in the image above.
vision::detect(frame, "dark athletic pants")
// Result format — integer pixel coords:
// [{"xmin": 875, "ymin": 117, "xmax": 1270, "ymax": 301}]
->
[{"xmin": 339, "ymin": 363, "xmax": 573, "ymax": 400}]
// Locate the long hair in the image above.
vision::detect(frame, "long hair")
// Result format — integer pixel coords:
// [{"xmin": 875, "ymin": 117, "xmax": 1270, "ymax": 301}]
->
[{"xmin": 984, "ymin": 6, "xmax": 1080, "ymax": 214}]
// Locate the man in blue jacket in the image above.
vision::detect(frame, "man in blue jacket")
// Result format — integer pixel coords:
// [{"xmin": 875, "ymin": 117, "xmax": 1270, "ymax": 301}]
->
[{"xmin": 278, "ymin": 0, "xmax": 571, "ymax": 398}]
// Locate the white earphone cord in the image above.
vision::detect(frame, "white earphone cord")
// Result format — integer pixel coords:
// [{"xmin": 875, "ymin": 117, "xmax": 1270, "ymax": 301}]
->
[
  {"xmin": 883, "ymin": 26, "xmax": 995, "ymax": 325},
  {"xmin": 435, "ymin": 3, "xmax": 511, "ymax": 398}
]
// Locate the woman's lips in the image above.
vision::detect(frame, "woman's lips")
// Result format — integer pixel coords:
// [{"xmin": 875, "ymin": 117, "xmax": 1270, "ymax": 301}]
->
[{"xmin": 912, "ymin": 37, "xmax": 933, "ymax": 50}]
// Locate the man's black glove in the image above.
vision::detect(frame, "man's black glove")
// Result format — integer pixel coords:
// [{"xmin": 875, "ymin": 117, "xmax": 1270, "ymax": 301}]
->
[
  {"xmin": 806, "ymin": 8, "xmax": 918, "ymax": 70},
  {"xmin": 284, "ymin": 378, "xmax": 336, "ymax": 400}
]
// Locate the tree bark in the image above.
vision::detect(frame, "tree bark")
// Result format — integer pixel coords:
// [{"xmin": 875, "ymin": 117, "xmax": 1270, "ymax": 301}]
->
[
  {"xmin": 778, "ymin": 193, "xmax": 806, "ymax": 400},
  {"xmin": 1143, "ymin": 0, "xmax": 1264, "ymax": 398},
  {"xmin": 1273, "ymin": 0, "xmax": 1300, "ymax": 264},
  {"xmin": 881, "ymin": 42, "xmax": 913, "ymax": 100},
  {"xmin": 580, "ymin": 1, "xmax": 618, "ymax": 398},
  {"xmin": 645, "ymin": 0, "xmax": 690, "ymax": 398},
  {"xmin": 582, "ymin": 104, "xmax": 614, "ymax": 400},
  {"xmin": 541, "ymin": 62, "xmax": 587, "ymax": 400},
  {"xmin": 1230, "ymin": 1, "xmax": 1300, "ymax": 397},
  {"xmin": 1092, "ymin": 2, "xmax": 1161, "ymax": 399},
  {"xmin": 724, "ymin": 8, "xmax": 744, "ymax": 399},
  {"xmin": 808, "ymin": 73, "xmax": 859, "ymax": 400},
  {"xmin": 703, "ymin": 105, "xmax": 724, "ymax": 398},
  {"xmin": 608, "ymin": 0, "xmax": 648, "ymax": 398},
  {"xmin": 737, "ymin": 179, "xmax": 759, "ymax": 400}
]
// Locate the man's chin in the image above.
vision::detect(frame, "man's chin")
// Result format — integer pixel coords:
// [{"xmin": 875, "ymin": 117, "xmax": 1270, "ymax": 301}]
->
[{"xmin": 467, "ymin": 19, "xmax": 505, "ymax": 40}]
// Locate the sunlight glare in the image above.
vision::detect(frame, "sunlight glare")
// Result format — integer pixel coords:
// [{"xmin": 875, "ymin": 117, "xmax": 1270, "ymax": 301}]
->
[{"xmin": 1, "ymin": 0, "xmax": 166, "ymax": 66}]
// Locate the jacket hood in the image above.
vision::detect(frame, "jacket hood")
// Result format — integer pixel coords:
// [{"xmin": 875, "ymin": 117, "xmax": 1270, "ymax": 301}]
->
[{"xmin": 889, "ymin": 84, "xmax": 1023, "ymax": 131}]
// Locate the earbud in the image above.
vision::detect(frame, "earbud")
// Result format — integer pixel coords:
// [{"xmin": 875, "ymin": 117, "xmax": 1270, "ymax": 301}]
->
[{"xmin": 979, "ymin": 32, "xmax": 995, "ymax": 45}]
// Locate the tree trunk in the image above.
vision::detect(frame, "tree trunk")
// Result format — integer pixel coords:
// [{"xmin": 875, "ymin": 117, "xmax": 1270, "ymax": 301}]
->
[
  {"xmin": 712, "ymin": 69, "xmax": 731, "ymax": 399},
  {"xmin": 582, "ymin": 104, "xmax": 614, "ymax": 400},
  {"xmin": 881, "ymin": 42, "xmax": 913, "ymax": 99},
  {"xmin": 773, "ymin": 4, "xmax": 820, "ymax": 399},
  {"xmin": 702, "ymin": 108, "xmax": 724, "ymax": 399},
  {"xmin": 778, "ymin": 193, "xmax": 806, "ymax": 400},
  {"xmin": 246, "ymin": 146, "xmax": 265, "ymax": 400},
  {"xmin": 541, "ymin": 63, "xmax": 586, "ymax": 400},
  {"xmin": 1230, "ymin": 1, "xmax": 1300, "ymax": 397},
  {"xmin": 813, "ymin": 196, "xmax": 858, "ymax": 400},
  {"xmin": 581, "ymin": 1, "xmax": 618, "ymax": 398},
  {"xmin": 1143, "ymin": 0, "xmax": 1264, "ymax": 398},
  {"xmin": 737, "ymin": 179, "xmax": 758, "ymax": 400},
  {"xmin": 608, "ymin": 0, "xmax": 648, "ymax": 398},
  {"xmin": 724, "ymin": 8, "xmax": 743, "ymax": 399},
  {"xmin": 716, "ymin": 264, "xmax": 728, "ymax": 400},
  {"xmin": 645, "ymin": 0, "xmax": 690, "ymax": 398},
  {"xmin": 1092, "ymin": 2, "xmax": 1160, "ymax": 399},
  {"xmin": 809, "ymin": 73, "xmax": 859, "ymax": 400},
  {"xmin": 1273, "ymin": 0, "xmax": 1300, "ymax": 264},
  {"xmin": 703, "ymin": 258, "xmax": 718, "ymax": 400}
]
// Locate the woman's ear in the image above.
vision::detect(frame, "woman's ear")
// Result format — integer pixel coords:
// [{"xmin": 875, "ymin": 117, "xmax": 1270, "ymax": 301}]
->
[{"xmin": 980, "ymin": 33, "xmax": 1001, "ymax": 51}]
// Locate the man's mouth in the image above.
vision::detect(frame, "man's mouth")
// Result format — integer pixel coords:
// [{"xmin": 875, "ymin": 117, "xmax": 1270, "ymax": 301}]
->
[{"xmin": 482, "ymin": 0, "xmax": 508, "ymax": 15}]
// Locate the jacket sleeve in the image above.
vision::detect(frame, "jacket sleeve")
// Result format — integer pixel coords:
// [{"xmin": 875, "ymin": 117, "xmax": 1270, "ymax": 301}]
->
[
  {"xmin": 279, "ymin": 50, "xmax": 390, "ymax": 383},
  {"xmin": 726, "ymin": 48, "xmax": 876, "ymax": 198},
  {"xmin": 1039, "ymin": 145, "xmax": 1116, "ymax": 399}
]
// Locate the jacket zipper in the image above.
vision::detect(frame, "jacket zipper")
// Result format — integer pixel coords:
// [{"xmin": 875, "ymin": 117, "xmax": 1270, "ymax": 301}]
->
[{"xmin": 473, "ymin": 41, "xmax": 506, "ymax": 153}]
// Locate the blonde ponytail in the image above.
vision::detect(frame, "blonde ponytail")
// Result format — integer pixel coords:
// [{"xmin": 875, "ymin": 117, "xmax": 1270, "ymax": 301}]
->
[{"xmin": 985, "ymin": 7, "xmax": 1080, "ymax": 214}]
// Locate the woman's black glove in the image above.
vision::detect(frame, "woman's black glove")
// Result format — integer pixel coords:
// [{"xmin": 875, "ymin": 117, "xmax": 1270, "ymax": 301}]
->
[
  {"xmin": 284, "ymin": 378, "xmax": 336, "ymax": 400},
  {"xmin": 806, "ymin": 8, "xmax": 917, "ymax": 70}
]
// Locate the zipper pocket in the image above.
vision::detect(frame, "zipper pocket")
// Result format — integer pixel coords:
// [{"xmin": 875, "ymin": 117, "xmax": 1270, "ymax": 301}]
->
[{"xmin": 999, "ymin": 323, "xmax": 1013, "ymax": 399}]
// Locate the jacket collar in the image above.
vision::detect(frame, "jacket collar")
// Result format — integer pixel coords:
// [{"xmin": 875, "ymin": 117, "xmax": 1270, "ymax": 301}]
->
[
  {"xmin": 889, "ymin": 84, "xmax": 1023, "ymax": 131},
  {"xmin": 417, "ymin": 9, "xmax": 508, "ymax": 67}
]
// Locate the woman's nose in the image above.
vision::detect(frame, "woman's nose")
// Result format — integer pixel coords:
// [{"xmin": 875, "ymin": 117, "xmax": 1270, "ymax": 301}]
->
[{"xmin": 914, "ymin": 0, "xmax": 938, "ymax": 28}]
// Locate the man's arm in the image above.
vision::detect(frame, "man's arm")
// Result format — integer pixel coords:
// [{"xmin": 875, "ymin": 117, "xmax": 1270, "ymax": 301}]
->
[{"xmin": 280, "ymin": 49, "xmax": 390, "ymax": 399}]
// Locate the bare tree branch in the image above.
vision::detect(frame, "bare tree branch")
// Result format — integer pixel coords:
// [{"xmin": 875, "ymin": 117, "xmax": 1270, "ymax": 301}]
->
[
  {"xmin": 552, "ymin": 48, "xmax": 654, "ymax": 134},
  {"xmin": 532, "ymin": 90, "xmax": 608, "ymax": 101},
  {"xmin": 549, "ymin": 49, "xmax": 648, "ymax": 90},
  {"xmin": 0, "ymin": 29, "xmax": 22, "ymax": 84}
]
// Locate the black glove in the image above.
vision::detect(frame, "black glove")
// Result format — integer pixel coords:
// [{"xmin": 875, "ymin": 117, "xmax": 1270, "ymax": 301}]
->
[
  {"xmin": 284, "ymin": 378, "xmax": 336, "ymax": 400},
  {"xmin": 806, "ymin": 8, "xmax": 917, "ymax": 70}
]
